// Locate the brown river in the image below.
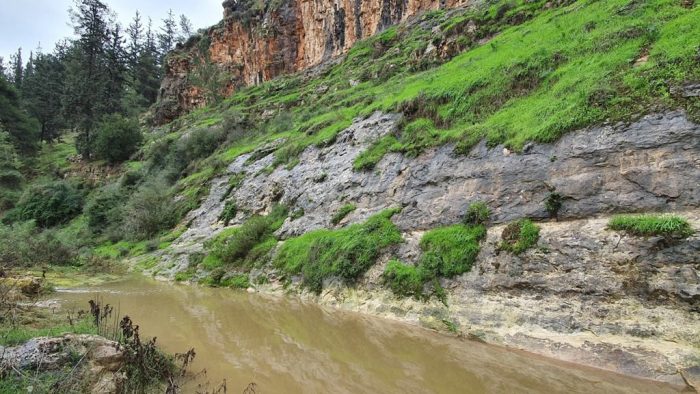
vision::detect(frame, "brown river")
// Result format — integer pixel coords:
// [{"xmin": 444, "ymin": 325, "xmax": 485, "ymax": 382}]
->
[{"xmin": 51, "ymin": 276, "xmax": 680, "ymax": 394}]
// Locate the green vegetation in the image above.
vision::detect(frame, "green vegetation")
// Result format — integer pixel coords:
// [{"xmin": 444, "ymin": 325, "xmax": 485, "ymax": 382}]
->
[
  {"xmin": 331, "ymin": 203, "xmax": 357, "ymax": 225},
  {"xmin": 608, "ymin": 214, "xmax": 694, "ymax": 239},
  {"xmin": 499, "ymin": 219, "xmax": 540, "ymax": 254},
  {"xmin": 275, "ymin": 209, "xmax": 403, "ymax": 293},
  {"xmin": 219, "ymin": 200, "xmax": 238, "ymax": 225},
  {"xmin": 384, "ymin": 223, "xmax": 486, "ymax": 302},
  {"xmin": 92, "ymin": 114, "xmax": 143, "ymax": 163},
  {"xmin": 383, "ymin": 259, "xmax": 424, "ymax": 297},
  {"xmin": 208, "ymin": 205, "xmax": 287, "ymax": 269},
  {"xmin": 545, "ymin": 192, "xmax": 563, "ymax": 219},
  {"xmin": 463, "ymin": 201, "xmax": 490, "ymax": 225},
  {"xmin": 7, "ymin": 180, "xmax": 83, "ymax": 227}
]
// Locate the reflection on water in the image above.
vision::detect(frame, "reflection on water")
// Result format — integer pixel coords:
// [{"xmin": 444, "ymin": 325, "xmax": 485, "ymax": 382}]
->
[{"xmin": 52, "ymin": 276, "xmax": 679, "ymax": 394}]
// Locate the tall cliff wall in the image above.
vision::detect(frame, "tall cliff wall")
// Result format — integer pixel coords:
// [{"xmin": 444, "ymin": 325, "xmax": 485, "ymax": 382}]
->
[{"xmin": 154, "ymin": 0, "xmax": 469, "ymax": 124}]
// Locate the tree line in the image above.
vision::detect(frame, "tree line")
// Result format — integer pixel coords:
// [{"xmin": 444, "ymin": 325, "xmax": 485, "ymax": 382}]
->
[{"xmin": 0, "ymin": 0, "xmax": 196, "ymax": 160}]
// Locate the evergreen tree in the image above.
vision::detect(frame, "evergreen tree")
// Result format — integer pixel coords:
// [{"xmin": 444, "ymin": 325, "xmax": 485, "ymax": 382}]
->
[
  {"xmin": 178, "ymin": 15, "xmax": 194, "ymax": 43},
  {"xmin": 22, "ymin": 50, "xmax": 66, "ymax": 142},
  {"xmin": 10, "ymin": 48, "xmax": 23, "ymax": 89},
  {"xmin": 0, "ymin": 57, "xmax": 5, "ymax": 79},
  {"xmin": 64, "ymin": 0, "xmax": 112, "ymax": 158},
  {"xmin": 158, "ymin": 10, "xmax": 178, "ymax": 64},
  {"xmin": 104, "ymin": 24, "xmax": 127, "ymax": 113},
  {"xmin": 0, "ymin": 77, "xmax": 39, "ymax": 153},
  {"xmin": 126, "ymin": 11, "xmax": 144, "ymax": 70}
]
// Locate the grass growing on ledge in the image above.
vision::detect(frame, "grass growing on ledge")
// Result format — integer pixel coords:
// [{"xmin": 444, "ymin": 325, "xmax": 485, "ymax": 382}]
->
[
  {"xmin": 499, "ymin": 219, "xmax": 540, "ymax": 254},
  {"xmin": 331, "ymin": 204, "xmax": 357, "ymax": 225},
  {"xmin": 275, "ymin": 208, "xmax": 403, "ymax": 293},
  {"xmin": 383, "ymin": 224, "xmax": 486, "ymax": 301},
  {"xmin": 608, "ymin": 214, "xmax": 694, "ymax": 239}
]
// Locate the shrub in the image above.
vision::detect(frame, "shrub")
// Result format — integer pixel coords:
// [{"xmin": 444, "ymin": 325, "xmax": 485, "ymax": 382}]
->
[
  {"xmin": 500, "ymin": 219, "xmax": 540, "ymax": 254},
  {"xmin": 84, "ymin": 184, "xmax": 124, "ymax": 233},
  {"xmin": 383, "ymin": 260, "xmax": 423, "ymax": 297},
  {"xmin": 219, "ymin": 200, "xmax": 237, "ymax": 225},
  {"xmin": 463, "ymin": 201, "xmax": 490, "ymax": 225},
  {"xmin": 275, "ymin": 209, "xmax": 402, "ymax": 293},
  {"xmin": 331, "ymin": 204, "xmax": 356, "ymax": 225},
  {"xmin": 92, "ymin": 114, "xmax": 143, "ymax": 163},
  {"xmin": 545, "ymin": 192, "xmax": 563, "ymax": 219},
  {"xmin": 121, "ymin": 178, "xmax": 179, "ymax": 240},
  {"xmin": 608, "ymin": 214, "xmax": 694, "ymax": 239},
  {"xmin": 11, "ymin": 180, "xmax": 83, "ymax": 227},
  {"xmin": 212, "ymin": 205, "xmax": 287, "ymax": 266},
  {"xmin": 0, "ymin": 222, "xmax": 75, "ymax": 267}
]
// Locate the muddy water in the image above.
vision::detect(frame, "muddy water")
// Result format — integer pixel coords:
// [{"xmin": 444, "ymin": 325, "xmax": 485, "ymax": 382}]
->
[{"xmin": 53, "ymin": 277, "xmax": 679, "ymax": 394}]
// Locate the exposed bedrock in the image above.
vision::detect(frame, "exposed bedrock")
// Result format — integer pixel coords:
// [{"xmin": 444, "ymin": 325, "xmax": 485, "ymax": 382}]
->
[{"xmin": 157, "ymin": 110, "xmax": 700, "ymax": 387}]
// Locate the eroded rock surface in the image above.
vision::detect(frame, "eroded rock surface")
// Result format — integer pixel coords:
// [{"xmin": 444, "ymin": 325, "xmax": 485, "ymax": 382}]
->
[{"xmin": 155, "ymin": 111, "xmax": 700, "ymax": 386}]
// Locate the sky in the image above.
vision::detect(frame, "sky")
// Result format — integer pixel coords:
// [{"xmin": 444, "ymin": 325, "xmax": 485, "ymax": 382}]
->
[{"xmin": 0, "ymin": 0, "xmax": 223, "ymax": 61}]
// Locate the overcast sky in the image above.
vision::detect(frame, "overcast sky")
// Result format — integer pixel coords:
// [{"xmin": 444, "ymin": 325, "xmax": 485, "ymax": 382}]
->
[{"xmin": 0, "ymin": 0, "xmax": 223, "ymax": 62}]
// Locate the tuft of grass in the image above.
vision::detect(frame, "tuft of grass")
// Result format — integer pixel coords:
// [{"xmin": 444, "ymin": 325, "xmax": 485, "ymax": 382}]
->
[
  {"xmin": 383, "ymin": 260, "xmax": 424, "ymax": 297},
  {"xmin": 499, "ymin": 219, "xmax": 540, "ymax": 254},
  {"xmin": 331, "ymin": 204, "xmax": 357, "ymax": 225},
  {"xmin": 383, "ymin": 224, "xmax": 486, "ymax": 300},
  {"xmin": 220, "ymin": 273, "xmax": 250, "ymax": 289},
  {"xmin": 463, "ymin": 201, "xmax": 490, "ymax": 225},
  {"xmin": 608, "ymin": 214, "xmax": 694, "ymax": 239},
  {"xmin": 275, "ymin": 208, "xmax": 403, "ymax": 293},
  {"xmin": 209, "ymin": 204, "xmax": 288, "ymax": 268}
]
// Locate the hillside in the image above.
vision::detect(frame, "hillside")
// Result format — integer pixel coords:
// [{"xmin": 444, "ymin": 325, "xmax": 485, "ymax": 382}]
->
[{"xmin": 1, "ymin": 0, "xmax": 699, "ymax": 391}]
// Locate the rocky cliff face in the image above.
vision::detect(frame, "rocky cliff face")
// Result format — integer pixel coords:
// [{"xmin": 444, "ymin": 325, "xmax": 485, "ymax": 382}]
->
[
  {"xmin": 148, "ymin": 111, "xmax": 700, "ymax": 387},
  {"xmin": 154, "ymin": 0, "xmax": 469, "ymax": 124}
]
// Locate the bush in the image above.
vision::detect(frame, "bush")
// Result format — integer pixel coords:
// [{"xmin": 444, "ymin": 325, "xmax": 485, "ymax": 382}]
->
[
  {"xmin": 92, "ymin": 114, "xmax": 142, "ymax": 163},
  {"xmin": 331, "ymin": 204, "xmax": 356, "ymax": 225},
  {"xmin": 0, "ymin": 222, "xmax": 75, "ymax": 267},
  {"xmin": 84, "ymin": 184, "xmax": 124, "ymax": 233},
  {"xmin": 121, "ymin": 178, "xmax": 179, "ymax": 240},
  {"xmin": 463, "ymin": 201, "xmax": 490, "ymax": 225},
  {"xmin": 275, "ymin": 209, "xmax": 402, "ymax": 293},
  {"xmin": 219, "ymin": 201, "xmax": 237, "ymax": 225},
  {"xmin": 545, "ymin": 192, "xmax": 563, "ymax": 219},
  {"xmin": 211, "ymin": 205, "xmax": 287, "ymax": 266},
  {"xmin": 11, "ymin": 180, "xmax": 83, "ymax": 227},
  {"xmin": 608, "ymin": 214, "xmax": 694, "ymax": 239},
  {"xmin": 500, "ymin": 219, "xmax": 540, "ymax": 254},
  {"xmin": 383, "ymin": 260, "xmax": 423, "ymax": 297}
]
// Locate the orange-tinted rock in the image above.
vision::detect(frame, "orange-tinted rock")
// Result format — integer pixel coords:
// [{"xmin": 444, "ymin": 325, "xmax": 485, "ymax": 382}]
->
[{"xmin": 154, "ymin": 0, "xmax": 469, "ymax": 124}]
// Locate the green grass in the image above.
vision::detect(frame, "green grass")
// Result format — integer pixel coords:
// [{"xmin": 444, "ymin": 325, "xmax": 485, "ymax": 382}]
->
[
  {"xmin": 275, "ymin": 208, "xmax": 403, "ymax": 293},
  {"xmin": 205, "ymin": 205, "xmax": 288, "ymax": 269},
  {"xmin": 608, "ymin": 214, "xmax": 694, "ymax": 238},
  {"xmin": 331, "ymin": 204, "xmax": 357, "ymax": 225},
  {"xmin": 419, "ymin": 224, "xmax": 486, "ymax": 277},
  {"xmin": 499, "ymin": 219, "xmax": 540, "ymax": 254},
  {"xmin": 0, "ymin": 316, "xmax": 96, "ymax": 347},
  {"xmin": 161, "ymin": 0, "xmax": 699, "ymax": 197},
  {"xmin": 383, "ymin": 223, "xmax": 486, "ymax": 301},
  {"xmin": 383, "ymin": 259, "xmax": 424, "ymax": 297}
]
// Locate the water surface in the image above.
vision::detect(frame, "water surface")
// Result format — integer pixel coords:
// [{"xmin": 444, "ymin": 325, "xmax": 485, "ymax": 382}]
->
[{"xmin": 53, "ymin": 277, "xmax": 680, "ymax": 393}]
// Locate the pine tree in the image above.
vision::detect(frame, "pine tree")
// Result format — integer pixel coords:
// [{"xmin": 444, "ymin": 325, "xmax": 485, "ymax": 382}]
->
[
  {"xmin": 158, "ymin": 10, "xmax": 178, "ymax": 65},
  {"xmin": 104, "ymin": 24, "xmax": 127, "ymax": 113},
  {"xmin": 126, "ymin": 11, "xmax": 143, "ymax": 71},
  {"xmin": 0, "ymin": 57, "xmax": 6, "ymax": 80},
  {"xmin": 10, "ymin": 48, "xmax": 23, "ymax": 90},
  {"xmin": 22, "ymin": 50, "xmax": 66, "ymax": 142},
  {"xmin": 64, "ymin": 0, "xmax": 112, "ymax": 158},
  {"xmin": 178, "ymin": 15, "xmax": 194, "ymax": 43},
  {"xmin": 0, "ymin": 77, "xmax": 39, "ymax": 153}
]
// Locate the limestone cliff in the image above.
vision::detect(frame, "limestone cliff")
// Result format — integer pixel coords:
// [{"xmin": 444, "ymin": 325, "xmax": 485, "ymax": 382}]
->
[
  {"xmin": 154, "ymin": 0, "xmax": 469, "ymax": 124},
  {"xmin": 146, "ymin": 111, "xmax": 700, "ymax": 387}
]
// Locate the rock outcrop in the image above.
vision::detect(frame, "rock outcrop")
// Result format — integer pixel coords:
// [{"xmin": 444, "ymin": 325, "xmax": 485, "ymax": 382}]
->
[
  {"xmin": 151, "ymin": 110, "xmax": 700, "ymax": 387},
  {"xmin": 155, "ymin": 0, "xmax": 470, "ymax": 124},
  {"xmin": 0, "ymin": 334, "xmax": 125, "ymax": 393}
]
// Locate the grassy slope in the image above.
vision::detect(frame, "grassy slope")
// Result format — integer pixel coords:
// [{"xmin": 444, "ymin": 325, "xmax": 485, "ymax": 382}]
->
[{"xmin": 171, "ymin": 0, "xmax": 698, "ymax": 185}]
